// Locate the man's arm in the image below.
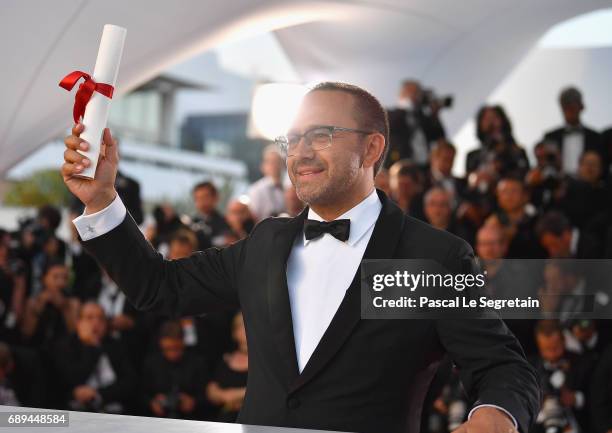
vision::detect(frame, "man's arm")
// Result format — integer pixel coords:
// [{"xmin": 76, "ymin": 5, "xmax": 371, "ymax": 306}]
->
[
  {"xmin": 62, "ymin": 124, "xmax": 242, "ymax": 318},
  {"xmin": 78, "ymin": 203, "xmax": 242, "ymax": 318},
  {"xmin": 436, "ymin": 240, "xmax": 541, "ymax": 433}
]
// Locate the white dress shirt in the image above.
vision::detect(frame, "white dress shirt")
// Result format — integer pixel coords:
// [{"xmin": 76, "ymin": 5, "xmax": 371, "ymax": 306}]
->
[
  {"xmin": 72, "ymin": 189, "xmax": 516, "ymax": 428},
  {"xmin": 287, "ymin": 188, "xmax": 381, "ymax": 372},
  {"xmin": 562, "ymin": 128, "xmax": 584, "ymax": 175}
]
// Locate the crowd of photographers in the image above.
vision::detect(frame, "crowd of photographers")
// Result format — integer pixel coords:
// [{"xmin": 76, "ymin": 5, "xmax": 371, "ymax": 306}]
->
[{"xmin": 1, "ymin": 81, "xmax": 612, "ymax": 432}]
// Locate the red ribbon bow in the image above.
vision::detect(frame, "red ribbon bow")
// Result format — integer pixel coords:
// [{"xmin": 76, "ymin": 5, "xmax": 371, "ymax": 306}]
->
[{"xmin": 59, "ymin": 71, "xmax": 114, "ymax": 123}]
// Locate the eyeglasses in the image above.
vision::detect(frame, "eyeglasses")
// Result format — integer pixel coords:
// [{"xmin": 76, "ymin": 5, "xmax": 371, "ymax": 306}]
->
[{"xmin": 275, "ymin": 125, "xmax": 374, "ymax": 157}]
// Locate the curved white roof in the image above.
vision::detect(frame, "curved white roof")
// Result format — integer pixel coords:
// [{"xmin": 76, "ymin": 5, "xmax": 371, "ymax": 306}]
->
[{"xmin": 1, "ymin": 0, "xmax": 610, "ymax": 176}]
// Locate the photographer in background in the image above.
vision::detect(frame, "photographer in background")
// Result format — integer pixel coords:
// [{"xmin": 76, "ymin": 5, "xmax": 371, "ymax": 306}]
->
[
  {"xmin": 466, "ymin": 105, "xmax": 530, "ymax": 178},
  {"xmin": 526, "ymin": 140, "xmax": 567, "ymax": 212},
  {"xmin": 530, "ymin": 320, "xmax": 591, "ymax": 433},
  {"xmin": 53, "ymin": 302, "xmax": 135, "ymax": 413},
  {"xmin": 0, "ymin": 239, "xmax": 26, "ymax": 344},
  {"xmin": 387, "ymin": 79, "xmax": 449, "ymax": 168},
  {"xmin": 15, "ymin": 205, "xmax": 66, "ymax": 295},
  {"xmin": 143, "ymin": 320, "xmax": 209, "ymax": 419}
]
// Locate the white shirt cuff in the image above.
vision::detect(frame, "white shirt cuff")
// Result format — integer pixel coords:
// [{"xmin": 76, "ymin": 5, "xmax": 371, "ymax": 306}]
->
[
  {"xmin": 468, "ymin": 404, "xmax": 518, "ymax": 430},
  {"xmin": 72, "ymin": 195, "xmax": 127, "ymax": 241},
  {"xmin": 574, "ymin": 391, "xmax": 584, "ymax": 409}
]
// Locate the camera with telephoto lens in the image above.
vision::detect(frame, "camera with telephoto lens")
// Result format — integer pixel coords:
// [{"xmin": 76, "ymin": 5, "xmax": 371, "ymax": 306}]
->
[
  {"xmin": 537, "ymin": 368, "xmax": 573, "ymax": 433},
  {"xmin": 422, "ymin": 89, "xmax": 453, "ymax": 111}
]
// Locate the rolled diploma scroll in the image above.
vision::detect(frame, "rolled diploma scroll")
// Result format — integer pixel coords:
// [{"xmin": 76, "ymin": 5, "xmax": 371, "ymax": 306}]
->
[{"xmin": 76, "ymin": 24, "xmax": 126, "ymax": 179}]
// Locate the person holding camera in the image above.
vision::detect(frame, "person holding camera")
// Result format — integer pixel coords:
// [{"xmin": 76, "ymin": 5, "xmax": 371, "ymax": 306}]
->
[
  {"xmin": 142, "ymin": 320, "xmax": 209, "ymax": 419},
  {"xmin": 53, "ymin": 302, "xmax": 135, "ymax": 413},
  {"xmin": 387, "ymin": 80, "xmax": 448, "ymax": 168}
]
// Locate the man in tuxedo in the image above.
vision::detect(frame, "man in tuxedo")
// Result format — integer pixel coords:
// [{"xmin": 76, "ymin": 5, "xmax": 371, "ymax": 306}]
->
[
  {"xmin": 542, "ymin": 86, "xmax": 606, "ymax": 176},
  {"xmin": 61, "ymin": 82, "xmax": 539, "ymax": 433}
]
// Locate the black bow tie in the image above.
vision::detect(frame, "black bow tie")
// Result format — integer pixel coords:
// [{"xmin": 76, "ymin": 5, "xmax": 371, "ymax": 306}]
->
[{"xmin": 304, "ymin": 219, "xmax": 351, "ymax": 242}]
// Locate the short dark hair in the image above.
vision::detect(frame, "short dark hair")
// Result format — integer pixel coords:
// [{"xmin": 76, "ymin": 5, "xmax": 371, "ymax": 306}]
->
[
  {"xmin": 192, "ymin": 181, "xmax": 217, "ymax": 196},
  {"xmin": 431, "ymin": 139, "xmax": 456, "ymax": 157},
  {"xmin": 559, "ymin": 86, "xmax": 582, "ymax": 108},
  {"xmin": 38, "ymin": 205, "xmax": 62, "ymax": 231},
  {"xmin": 498, "ymin": 174, "xmax": 525, "ymax": 187},
  {"xmin": 42, "ymin": 258, "xmax": 66, "ymax": 277},
  {"xmin": 535, "ymin": 211, "xmax": 571, "ymax": 239},
  {"xmin": 309, "ymin": 82, "xmax": 389, "ymax": 177},
  {"xmin": 170, "ymin": 229, "xmax": 198, "ymax": 252},
  {"xmin": 389, "ymin": 159, "xmax": 422, "ymax": 184},
  {"xmin": 159, "ymin": 320, "xmax": 184, "ymax": 340}
]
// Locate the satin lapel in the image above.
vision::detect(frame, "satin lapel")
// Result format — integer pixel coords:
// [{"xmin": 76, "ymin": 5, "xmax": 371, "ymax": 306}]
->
[
  {"xmin": 267, "ymin": 208, "xmax": 308, "ymax": 387},
  {"xmin": 289, "ymin": 189, "xmax": 406, "ymax": 393}
]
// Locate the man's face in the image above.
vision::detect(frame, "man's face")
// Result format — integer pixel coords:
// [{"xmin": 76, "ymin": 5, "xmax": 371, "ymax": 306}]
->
[
  {"xmin": 496, "ymin": 180, "xmax": 526, "ymax": 213},
  {"xmin": 536, "ymin": 332, "xmax": 564, "ymax": 362},
  {"xmin": 399, "ymin": 82, "xmax": 422, "ymax": 105},
  {"xmin": 193, "ymin": 187, "xmax": 217, "ymax": 215},
  {"xmin": 160, "ymin": 337, "xmax": 185, "ymax": 363},
  {"xmin": 476, "ymin": 226, "xmax": 507, "ymax": 260},
  {"xmin": 77, "ymin": 303, "xmax": 107, "ymax": 343},
  {"xmin": 43, "ymin": 265, "xmax": 69, "ymax": 294},
  {"xmin": 431, "ymin": 148, "xmax": 454, "ymax": 177},
  {"xmin": 424, "ymin": 189, "xmax": 451, "ymax": 227},
  {"xmin": 261, "ymin": 150, "xmax": 283, "ymax": 180},
  {"xmin": 391, "ymin": 174, "xmax": 418, "ymax": 201},
  {"xmin": 287, "ymin": 91, "xmax": 366, "ymax": 206},
  {"xmin": 578, "ymin": 151, "xmax": 602, "ymax": 183},
  {"xmin": 480, "ymin": 108, "xmax": 503, "ymax": 136},
  {"xmin": 540, "ymin": 231, "xmax": 571, "ymax": 258},
  {"xmin": 562, "ymin": 102, "xmax": 582, "ymax": 125}
]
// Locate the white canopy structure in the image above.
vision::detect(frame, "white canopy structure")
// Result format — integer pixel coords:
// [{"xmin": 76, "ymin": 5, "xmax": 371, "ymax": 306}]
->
[{"xmin": 1, "ymin": 0, "xmax": 611, "ymax": 177}]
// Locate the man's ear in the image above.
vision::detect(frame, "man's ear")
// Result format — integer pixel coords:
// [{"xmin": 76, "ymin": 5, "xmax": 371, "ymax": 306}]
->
[{"xmin": 362, "ymin": 133, "xmax": 385, "ymax": 170}]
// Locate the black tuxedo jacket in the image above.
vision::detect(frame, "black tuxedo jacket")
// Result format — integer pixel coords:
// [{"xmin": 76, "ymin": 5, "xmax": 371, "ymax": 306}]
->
[
  {"xmin": 543, "ymin": 125, "xmax": 607, "ymax": 171},
  {"xmin": 81, "ymin": 189, "xmax": 539, "ymax": 433}
]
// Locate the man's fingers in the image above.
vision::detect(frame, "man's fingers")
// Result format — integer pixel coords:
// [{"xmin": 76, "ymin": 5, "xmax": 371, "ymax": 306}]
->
[
  {"xmin": 61, "ymin": 162, "xmax": 85, "ymax": 178},
  {"xmin": 102, "ymin": 127, "xmax": 114, "ymax": 146},
  {"xmin": 63, "ymin": 149, "xmax": 90, "ymax": 166},
  {"xmin": 71, "ymin": 123, "xmax": 84, "ymax": 137},
  {"xmin": 102, "ymin": 127, "xmax": 119, "ymax": 164},
  {"xmin": 65, "ymin": 134, "xmax": 89, "ymax": 152}
]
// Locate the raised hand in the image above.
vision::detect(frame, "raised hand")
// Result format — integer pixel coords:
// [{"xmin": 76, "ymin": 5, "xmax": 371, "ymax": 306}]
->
[{"xmin": 61, "ymin": 123, "xmax": 118, "ymax": 214}]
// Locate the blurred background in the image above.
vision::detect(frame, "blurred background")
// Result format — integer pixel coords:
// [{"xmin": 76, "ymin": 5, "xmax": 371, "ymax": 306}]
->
[{"xmin": 1, "ymin": 1, "xmax": 612, "ymax": 432}]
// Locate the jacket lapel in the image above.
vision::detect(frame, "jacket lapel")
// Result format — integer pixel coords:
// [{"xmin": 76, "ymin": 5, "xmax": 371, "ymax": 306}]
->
[
  {"xmin": 267, "ymin": 208, "xmax": 308, "ymax": 387},
  {"xmin": 289, "ymin": 189, "xmax": 406, "ymax": 393}
]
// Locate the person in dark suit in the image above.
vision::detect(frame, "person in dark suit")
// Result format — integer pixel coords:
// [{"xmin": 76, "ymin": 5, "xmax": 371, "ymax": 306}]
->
[
  {"xmin": 386, "ymin": 80, "xmax": 445, "ymax": 168},
  {"xmin": 423, "ymin": 140, "xmax": 467, "ymax": 202},
  {"xmin": 557, "ymin": 150, "xmax": 610, "ymax": 229},
  {"xmin": 52, "ymin": 302, "xmax": 136, "ymax": 413},
  {"xmin": 529, "ymin": 320, "xmax": 592, "ymax": 433},
  {"xmin": 190, "ymin": 181, "xmax": 230, "ymax": 249},
  {"xmin": 542, "ymin": 86, "xmax": 607, "ymax": 177},
  {"xmin": 535, "ymin": 211, "xmax": 603, "ymax": 259},
  {"xmin": 142, "ymin": 320, "xmax": 209, "ymax": 419},
  {"xmin": 61, "ymin": 81, "xmax": 539, "ymax": 433}
]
